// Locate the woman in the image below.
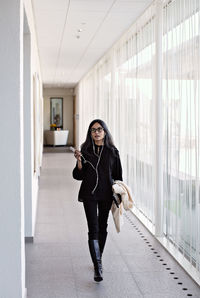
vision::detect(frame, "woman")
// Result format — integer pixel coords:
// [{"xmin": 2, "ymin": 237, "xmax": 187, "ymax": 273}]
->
[{"xmin": 72, "ymin": 119, "xmax": 122, "ymax": 282}]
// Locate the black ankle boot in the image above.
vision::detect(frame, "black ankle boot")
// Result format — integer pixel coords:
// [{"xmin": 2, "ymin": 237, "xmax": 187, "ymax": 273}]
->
[{"xmin": 88, "ymin": 240, "xmax": 103, "ymax": 282}]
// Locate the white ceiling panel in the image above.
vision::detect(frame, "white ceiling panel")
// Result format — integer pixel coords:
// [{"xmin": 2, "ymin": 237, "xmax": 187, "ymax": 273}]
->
[
  {"xmin": 118, "ymin": 0, "xmax": 150, "ymax": 2},
  {"xmin": 64, "ymin": 11, "xmax": 106, "ymax": 38},
  {"xmin": 112, "ymin": 0, "xmax": 150, "ymax": 12},
  {"xmin": 89, "ymin": 15, "xmax": 136, "ymax": 49},
  {"xmin": 33, "ymin": 0, "xmax": 69, "ymax": 11},
  {"xmin": 69, "ymin": 0, "xmax": 114, "ymax": 12},
  {"xmin": 32, "ymin": 0, "xmax": 153, "ymax": 87}
]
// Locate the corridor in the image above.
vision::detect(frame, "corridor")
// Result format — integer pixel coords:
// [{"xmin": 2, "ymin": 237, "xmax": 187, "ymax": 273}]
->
[{"xmin": 25, "ymin": 150, "xmax": 200, "ymax": 298}]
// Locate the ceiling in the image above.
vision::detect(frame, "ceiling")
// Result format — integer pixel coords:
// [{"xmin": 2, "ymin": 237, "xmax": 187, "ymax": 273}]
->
[{"xmin": 32, "ymin": 0, "xmax": 153, "ymax": 88}]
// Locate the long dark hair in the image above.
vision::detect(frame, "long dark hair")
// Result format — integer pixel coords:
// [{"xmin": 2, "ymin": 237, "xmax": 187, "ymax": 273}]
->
[{"xmin": 81, "ymin": 119, "xmax": 115, "ymax": 154}]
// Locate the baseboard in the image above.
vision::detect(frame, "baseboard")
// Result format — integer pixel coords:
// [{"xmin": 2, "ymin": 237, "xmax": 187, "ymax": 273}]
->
[{"xmin": 25, "ymin": 236, "xmax": 34, "ymax": 243}]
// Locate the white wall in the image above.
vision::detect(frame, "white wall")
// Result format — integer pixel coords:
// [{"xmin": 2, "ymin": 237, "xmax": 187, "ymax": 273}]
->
[
  {"xmin": 74, "ymin": 84, "xmax": 80, "ymax": 148},
  {"xmin": 0, "ymin": 1, "xmax": 25, "ymax": 297},
  {"xmin": 0, "ymin": 0, "xmax": 43, "ymax": 296},
  {"xmin": 23, "ymin": 15, "xmax": 33, "ymax": 240},
  {"xmin": 23, "ymin": 0, "xmax": 43, "ymax": 238},
  {"xmin": 43, "ymin": 88, "xmax": 74, "ymax": 145}
]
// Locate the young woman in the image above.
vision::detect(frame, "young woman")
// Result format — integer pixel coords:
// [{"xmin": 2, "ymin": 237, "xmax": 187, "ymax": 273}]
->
[{"xmin": 72, "ymin": 119, "xmax": 122, "ymax": 282}]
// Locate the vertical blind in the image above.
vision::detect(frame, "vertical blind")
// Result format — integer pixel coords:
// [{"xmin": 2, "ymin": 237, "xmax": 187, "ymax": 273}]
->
[
  {"xmin": 163, "ymin": 0, "xmax": 200, "ymax": 270},
  {"xmin": 77, "ymin": 0, "xmax": 200, "ymax": 275}
]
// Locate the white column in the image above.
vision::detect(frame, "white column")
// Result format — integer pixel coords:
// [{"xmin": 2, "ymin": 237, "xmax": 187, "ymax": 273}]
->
[
  {"xmin": 24, "ymin": 17, "xmax": 34, "ymax": 238},
  {"xmin": 0, "ymin": 1, "xmax": 25, "ymax": 297},
  {"xmin": 154, "ymin": 0, "xmax": 163, "ymax": 237}
]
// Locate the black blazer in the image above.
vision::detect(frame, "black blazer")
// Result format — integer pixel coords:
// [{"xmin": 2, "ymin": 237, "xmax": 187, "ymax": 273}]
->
[{"xmin": 72, "ymin": 145, "xmax": 122, "ymax": 202}]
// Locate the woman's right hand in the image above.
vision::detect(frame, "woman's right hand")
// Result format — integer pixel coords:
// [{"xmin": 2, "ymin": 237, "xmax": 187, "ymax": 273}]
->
[{"xmin": 74, "ymin": 150, "xmax": 81, "ymax": 161}]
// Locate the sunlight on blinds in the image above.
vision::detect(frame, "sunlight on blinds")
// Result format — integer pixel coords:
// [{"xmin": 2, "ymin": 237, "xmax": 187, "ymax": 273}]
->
[{"xmin": 163, "ymin": 0, "xmax": 200, "ymax": 270}]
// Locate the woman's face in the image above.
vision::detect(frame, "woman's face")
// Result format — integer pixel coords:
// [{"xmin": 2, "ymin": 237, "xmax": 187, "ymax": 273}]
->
[{"xmin": 90, "ymin": 122, "xmax": 106, "ymax": 144}]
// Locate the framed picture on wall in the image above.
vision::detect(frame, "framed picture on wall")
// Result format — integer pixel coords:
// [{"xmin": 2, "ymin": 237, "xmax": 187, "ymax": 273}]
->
[{"xmin": 50, "ymin": 97, "xmax": 63, "ymax": 129}]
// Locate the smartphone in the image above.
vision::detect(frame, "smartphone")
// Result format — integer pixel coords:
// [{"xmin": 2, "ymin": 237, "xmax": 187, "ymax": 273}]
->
[{"xmin": 69, "ymin": 146, "xmax": 76, "ymax": 153}]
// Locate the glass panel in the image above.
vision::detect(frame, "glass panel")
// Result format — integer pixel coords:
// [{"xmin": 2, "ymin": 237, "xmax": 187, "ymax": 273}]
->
[{"xmin": 163, "ymin": 0, "xmax": 200, "ymax": 270}]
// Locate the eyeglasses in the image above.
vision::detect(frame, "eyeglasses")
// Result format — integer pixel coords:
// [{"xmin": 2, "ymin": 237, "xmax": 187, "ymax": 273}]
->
[{"xmin": 91, "ymin": 127, "xmax": 104, "ymax": 133}]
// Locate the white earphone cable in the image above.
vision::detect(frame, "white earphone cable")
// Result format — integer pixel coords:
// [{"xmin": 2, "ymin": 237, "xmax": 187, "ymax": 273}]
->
[{"xmin": 81, "ymin": 144, "xmax": 104, "ymax": 194}]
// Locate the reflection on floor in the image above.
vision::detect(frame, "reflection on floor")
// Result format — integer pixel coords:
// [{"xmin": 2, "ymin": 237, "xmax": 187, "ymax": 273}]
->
[{"xmin": 25, "ymin": 150, "xmax": 200, "ymax": 298}]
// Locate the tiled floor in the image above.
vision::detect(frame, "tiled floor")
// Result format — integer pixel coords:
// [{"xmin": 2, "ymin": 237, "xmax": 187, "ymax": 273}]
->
[{"xmin": 25, "ymin": 150, "xmax": 200, "ymax": 298}]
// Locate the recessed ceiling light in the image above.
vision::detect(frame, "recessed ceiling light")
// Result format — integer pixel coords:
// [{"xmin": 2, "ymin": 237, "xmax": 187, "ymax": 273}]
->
[
  {"xmin": 78, "ymin": 29, "xmax": 83, "ymax": 32},
  {"xmin": 76, "ymin": 35, "xmax": 80, "ymax": 39}
]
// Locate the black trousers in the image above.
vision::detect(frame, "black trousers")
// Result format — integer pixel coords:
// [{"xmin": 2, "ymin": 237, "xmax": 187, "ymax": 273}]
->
[{"xmin": 83, "ymin": 199, "xmax": 112, "ymax": 240}]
